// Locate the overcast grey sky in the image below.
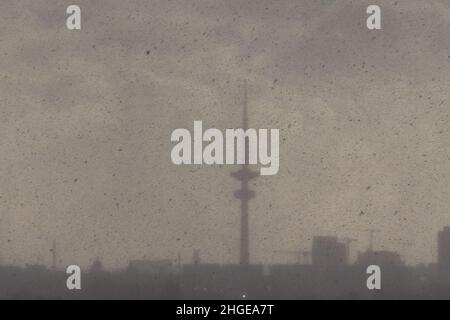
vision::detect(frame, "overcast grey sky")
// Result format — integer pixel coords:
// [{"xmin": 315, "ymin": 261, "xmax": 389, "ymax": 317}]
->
[{"xmin": 1, "ymin": 0, "xmax": 450, "ymax": 268}]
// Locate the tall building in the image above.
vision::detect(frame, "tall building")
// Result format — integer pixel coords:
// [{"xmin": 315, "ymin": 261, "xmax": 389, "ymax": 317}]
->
[{"xmin": 438, "ymin": 227, "xmax": 450, "ymax": 274}]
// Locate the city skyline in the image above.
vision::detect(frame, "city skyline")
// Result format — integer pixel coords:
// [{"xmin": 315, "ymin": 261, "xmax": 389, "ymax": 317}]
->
[{"xmin": 2, "ymin": 226, "xmax": 450, "ymax": 299}]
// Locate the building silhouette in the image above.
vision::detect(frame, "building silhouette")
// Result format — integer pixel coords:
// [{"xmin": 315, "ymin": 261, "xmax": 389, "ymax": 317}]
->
[
  {"xmin": 1, "ymin": 228, "xmax": 450, "ymax": 299},
  {"xmin": 438, "ymin": 226, "xmax": 450, "ymax": 278}
]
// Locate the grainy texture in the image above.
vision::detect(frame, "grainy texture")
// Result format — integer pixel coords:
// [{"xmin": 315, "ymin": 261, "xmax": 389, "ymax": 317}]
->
[{"xmin": 0, "ymin": 0, "xmax": 449, "ymax": 269}]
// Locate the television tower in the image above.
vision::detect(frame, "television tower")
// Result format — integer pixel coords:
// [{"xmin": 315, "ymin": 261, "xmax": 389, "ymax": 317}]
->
[{"xmin": 231, "ymin": 80, "xmax": 259, "ymax": 266}]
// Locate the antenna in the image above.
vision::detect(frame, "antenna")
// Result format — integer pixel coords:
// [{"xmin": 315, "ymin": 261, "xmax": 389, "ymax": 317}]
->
[
  {"xmin": 361, "ymin": 229, "xmax": 380, "ymax": 251},
  {"xmin": 193, "ymin": 249, "xmax": 200, "ymax": 265},
  {"xmin": 177, "ymin": 252, "xmax": 181, "ymax": 270},
  {"xmin": 50, "ymin": 240, "xmax": 56, "ymax": 270},
  {"xmin": 342, "ymin": 238, "xmax": 357, "ymax": 262}
]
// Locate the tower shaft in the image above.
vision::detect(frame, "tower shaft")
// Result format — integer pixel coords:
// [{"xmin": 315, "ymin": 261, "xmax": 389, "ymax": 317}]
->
[
  {"xmin": 231, "ymin": 80, "xmax": 257, "ymax": 267},
  {"xmin": 240, "ymin": 178, "xmax": 250, "ymax": 266}
]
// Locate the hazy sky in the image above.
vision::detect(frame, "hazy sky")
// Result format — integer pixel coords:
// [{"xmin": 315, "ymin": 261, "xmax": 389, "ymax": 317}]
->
[{"xmin": 1, "ymin": 0, "xmax": 450, "ymax": 268}]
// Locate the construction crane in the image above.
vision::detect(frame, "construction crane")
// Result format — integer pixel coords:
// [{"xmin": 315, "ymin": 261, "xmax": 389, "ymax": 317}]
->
[
  {"xmin": 274, "ymin": 250, "xmax": 311, "ymax": 265},
  {"xmin": 399, "ymin": 240, "xmax": 413, "ymax": 248}
]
